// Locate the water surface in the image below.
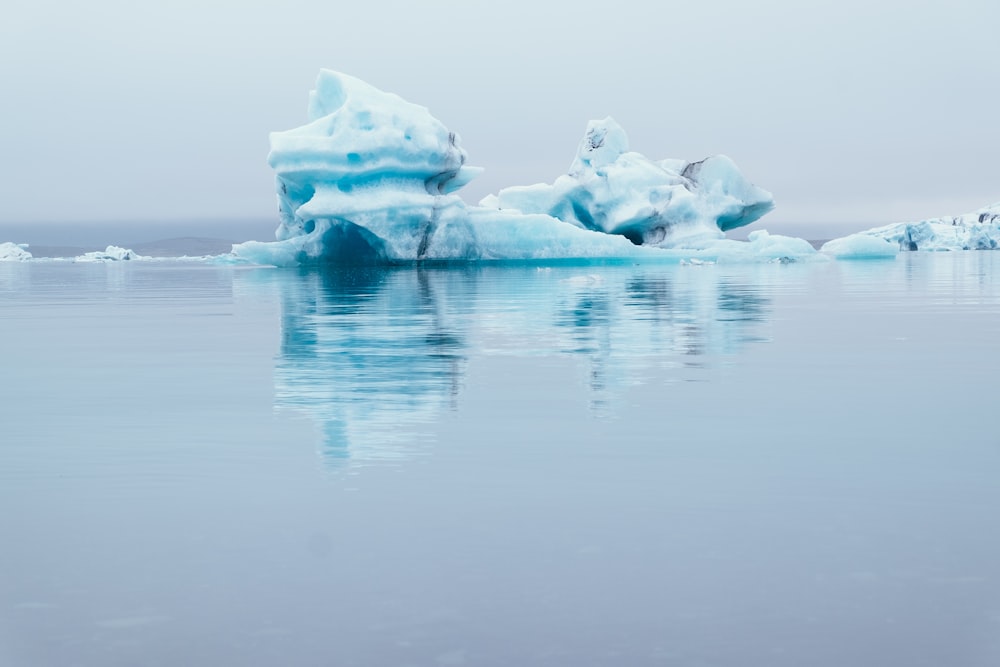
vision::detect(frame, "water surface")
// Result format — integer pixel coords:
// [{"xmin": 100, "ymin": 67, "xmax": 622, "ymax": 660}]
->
[{"xmin": 2, "ymin": 254, "xmax": 999, "ymax": 666}]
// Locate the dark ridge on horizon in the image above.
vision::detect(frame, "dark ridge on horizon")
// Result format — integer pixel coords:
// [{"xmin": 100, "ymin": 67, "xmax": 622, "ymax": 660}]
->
[
  {"xmin": 23, "ymin": 237, "xmax": 241, "ymax": 259},
  {"xmin": 0, "ymin": 218, "xmax": 278, "ymax": 248}
]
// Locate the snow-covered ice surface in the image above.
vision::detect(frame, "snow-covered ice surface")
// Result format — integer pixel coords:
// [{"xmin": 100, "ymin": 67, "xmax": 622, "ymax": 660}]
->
[
  {"xmin": 232, "ymin": 71, "xmax": 806, "ymax": 267},
  {"xmin": 848, "ymin": 202, "xmax": 1000, "ymax": 251},
  {"xmin": 0, "ymin": 242, "xmax": 32, "ymax": 262}
]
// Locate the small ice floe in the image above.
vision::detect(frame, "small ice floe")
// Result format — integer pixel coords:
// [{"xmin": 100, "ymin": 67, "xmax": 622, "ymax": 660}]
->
[
  {"xmin": 744, "ymin": 229, "xmax": 819, "ymax": 263},
  {"xmin": 75, "ymin": 246, "xmax": 145, "ymax": 262},
  {"xmin": 0, "ymin": 242, "xmax": 32, "ymax": 261},
  {"xmin": 820, "ymin": 233, "xmax": 898, "ymax": 259}
]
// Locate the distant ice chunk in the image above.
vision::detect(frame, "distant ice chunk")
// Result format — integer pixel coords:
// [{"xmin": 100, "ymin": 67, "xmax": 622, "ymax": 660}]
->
[
  {"xmin": 742, "ymin": 230, "xmax": 820, "ymax": 262},
  {"xmin": 675, "ymin": 230, "xmax": 819, "ymax": 264},
  {"xmin": 0, "ymin": 242, "xmax": 32, "ymax": 262},
  {"xmin": 820, "ymin": 233, "xmax": 898, "ymax": 259},
  {"xmin": 486, "ymin": 117, "xmax": 775, "ymax": 247},
  {"xmin": 842, "ymin": 202, "xmax": 1000, "ymax": 251},
  {"xmin": 75, "ymin": 246, "xmax": 143, "ymax": 262}
]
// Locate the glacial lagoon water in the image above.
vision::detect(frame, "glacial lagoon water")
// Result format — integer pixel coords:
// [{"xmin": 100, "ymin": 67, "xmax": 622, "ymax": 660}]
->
[{"xmin": 1, "ymin": 253, "xmax": 999, "ymax": 666}]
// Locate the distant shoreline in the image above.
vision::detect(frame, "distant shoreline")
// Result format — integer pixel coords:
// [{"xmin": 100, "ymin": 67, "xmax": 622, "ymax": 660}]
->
[{"xmin": 0, "ymin": 218, "xmax": 278, "ymax": 249}]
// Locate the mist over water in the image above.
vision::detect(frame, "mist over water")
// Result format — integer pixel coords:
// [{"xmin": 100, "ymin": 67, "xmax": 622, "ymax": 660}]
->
[
  {"xmin": 2, "ymin": 254, "xmax": 999, "ymax": 665},
  {"xmin": 0, "ymin": 219, "xmax": 279, "ymax": 257}
]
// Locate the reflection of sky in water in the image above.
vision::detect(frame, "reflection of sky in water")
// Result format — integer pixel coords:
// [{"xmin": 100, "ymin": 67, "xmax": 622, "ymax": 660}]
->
[{"xmin": 275, "ymin": 265, "xmax": 773, "ymax": 467}]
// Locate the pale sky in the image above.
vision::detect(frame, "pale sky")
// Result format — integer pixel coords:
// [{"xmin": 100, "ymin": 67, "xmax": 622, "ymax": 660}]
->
[{"xmin": 2, "ymin": 0, "xmax": 997, "ymax": 234}]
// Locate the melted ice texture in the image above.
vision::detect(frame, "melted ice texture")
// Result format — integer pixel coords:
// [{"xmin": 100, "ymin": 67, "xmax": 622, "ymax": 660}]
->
[{"xmin": 233, "ymin": 71, "xmax": 820, "ymax": 266}]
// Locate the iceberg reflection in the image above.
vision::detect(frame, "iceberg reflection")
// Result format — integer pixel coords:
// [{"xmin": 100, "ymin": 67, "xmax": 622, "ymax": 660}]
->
[
  {"xmin": 273, "ymin": 265, "xmax": 774, "ymax": 467},
  {"xmin": 276, "ymin": 268, "xmax": 466, "ymax": 466}
]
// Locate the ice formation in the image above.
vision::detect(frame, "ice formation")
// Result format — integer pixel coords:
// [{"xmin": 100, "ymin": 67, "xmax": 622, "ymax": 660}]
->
[
  {"xmin": 483, "ymin": 117, "xmax": 774, "ymax": 247},
  {"xmin": 1, "ymin": 243, "xmax": 142, "ymax": 262},
  {"xmin": 820, "ymin": 234, "xmax": 898, "ymax": 259},
  {"xmin": 75, "ymin": 246, "xmax": 142, "ymax": 262},
  {"xmin": 233, "ymin": 71, "xmax": 786, "ymax": 266},
  {"xmin": 0, "ymin": 242, "xmax": 32, "ymax": 262},
  {"xmin": 848, "ymin": 202, "xmax": 1000, "ymax": 251}
]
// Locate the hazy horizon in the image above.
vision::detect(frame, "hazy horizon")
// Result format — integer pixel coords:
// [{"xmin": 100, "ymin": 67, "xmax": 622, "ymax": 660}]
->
[
  {"xmin": 0, "ymin": 216, "xmax": 884, "ymax": 249},
  {"xmin": 2, "ymin": 0, "xmax": 997, "ymax": 230}
]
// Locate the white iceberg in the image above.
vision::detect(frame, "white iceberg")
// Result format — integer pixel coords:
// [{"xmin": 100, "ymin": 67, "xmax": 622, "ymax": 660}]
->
[
  {"xmin": 740, "ymin": 230, "xmax": 821, "ymax": 263},
  {"xmin": 846, "ymin": 202, "xmax": 1000, "ymax": 252},
  {"xmin": 75, "ymin": 246, "xmax": 143, "ymax": 262},
  {"xmin": 233, "ymin": 71, "xmax": 792, "ymax": 267},
  {"xmin": 820, "ymin": 233, "xmax": 898, "ymax": 259},
  {"xmin": 0, "ymin": 242, "xmax": 32, "ymax": 262}
]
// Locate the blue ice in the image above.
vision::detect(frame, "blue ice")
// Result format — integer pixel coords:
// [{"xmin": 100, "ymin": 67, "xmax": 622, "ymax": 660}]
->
[{"xmin": 233, "ymin": 71, "xmax": 818, "ymax": 267}]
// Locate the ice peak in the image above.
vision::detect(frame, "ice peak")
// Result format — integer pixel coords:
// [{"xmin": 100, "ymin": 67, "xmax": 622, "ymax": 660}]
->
[
  {"xmin": 269, "ymin": 69, "xmax": 479, "ymax": 190},
  {"xmin": 571, "ymin": 117, "xmax": 629, "ymax": 172}
]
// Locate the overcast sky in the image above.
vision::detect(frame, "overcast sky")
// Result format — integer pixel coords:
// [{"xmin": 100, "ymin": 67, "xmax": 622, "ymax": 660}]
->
[{"xmin": 2, "ymin": 0, "xmax": 997, "ymax": 234}]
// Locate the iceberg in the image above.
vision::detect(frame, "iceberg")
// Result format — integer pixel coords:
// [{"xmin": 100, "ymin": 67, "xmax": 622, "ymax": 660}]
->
[
  {"xmin": 75, "ymin": 246, "xmax": 143, "ymax": 262},
  {"xmin": 845, "ymin": 202, "xmax": 1000, "ymax": 252},
  {"xmin": 820, "ymin": 234, "xmax": 898, "ymax": 259},
  {"xmin": 0, "ymin": 242, "xmax": 32, "ymax": 262},
  {"xmin": 233, "ymin": 71, "xmax": 787, "ymax": 267},
  {"xmin": 483, "ymin": 117, "xmax": 774, "ymax": 247},
  {"xmin": 740, "ymin": 230, "xmax": 819, "ymax": 262}
]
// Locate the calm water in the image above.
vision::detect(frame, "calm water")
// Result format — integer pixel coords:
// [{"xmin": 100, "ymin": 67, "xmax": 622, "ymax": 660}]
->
[{"xmin": 1, "ymin": 254, "xmax": 999, "ymax": 666}]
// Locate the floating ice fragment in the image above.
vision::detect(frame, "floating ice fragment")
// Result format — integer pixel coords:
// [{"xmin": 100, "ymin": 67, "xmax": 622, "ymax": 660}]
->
[
  {"xmin": 75, "ymin": 246, "xmax": 143, "ymax": 262},
  {"xmin": 743, "ymin": 230, "xmax": 819, "ymax": 262},
  {"xmin": 820, "ymin": 234, "xmax": 898, "ymax": 259},
  {"xmin": 0, "ymin": 242, "xmax": 32, "ymax": 262}
]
